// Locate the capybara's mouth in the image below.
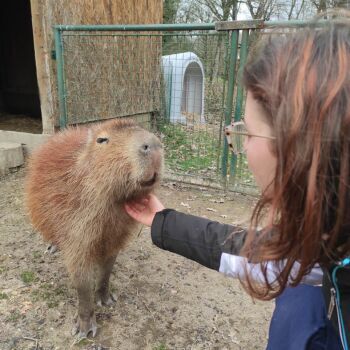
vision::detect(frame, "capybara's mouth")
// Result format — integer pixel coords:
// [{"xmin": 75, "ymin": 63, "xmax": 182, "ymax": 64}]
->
[{"xmin": 141, "ymin": 172, "xmax": 158, "ymax": 187}]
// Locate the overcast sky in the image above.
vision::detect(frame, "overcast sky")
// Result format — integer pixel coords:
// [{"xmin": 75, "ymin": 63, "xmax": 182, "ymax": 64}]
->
[
  {"xmin": 235, "ymin": 0, "xmax": 316, "ymax": 21},
  {"xmin": 237, "ymin": 3, "xmax": 251, "ymax": 20}
]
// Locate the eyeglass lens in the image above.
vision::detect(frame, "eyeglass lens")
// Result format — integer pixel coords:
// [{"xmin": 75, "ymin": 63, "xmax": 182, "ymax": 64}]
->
[
  {"xmin": 225, "ymin": 122, "xmax": 247, "ymax": 154},
  {"xmin": 233, "ymin": 122, "xmax": 246, "ymax": 154}
]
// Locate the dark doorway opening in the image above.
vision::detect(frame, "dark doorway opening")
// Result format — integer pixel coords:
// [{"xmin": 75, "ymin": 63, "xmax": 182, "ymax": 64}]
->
[{"xmin": 0, "ymin": 0, "xmax": 42, "ymax": 133}]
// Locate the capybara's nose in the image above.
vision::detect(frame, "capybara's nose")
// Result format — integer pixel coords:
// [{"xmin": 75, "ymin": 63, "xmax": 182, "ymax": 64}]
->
[
  {"xmin": 140, "ymin": 143, "xmax": 151, "ymax": 155},
  {"xmin": 140, "ymin": 139, "xmax": 162, "ymax": 155}
]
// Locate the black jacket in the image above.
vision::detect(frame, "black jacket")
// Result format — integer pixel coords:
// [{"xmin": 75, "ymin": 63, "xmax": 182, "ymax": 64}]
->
[
  {"xmin": 151, "ymin": 209, "xmax": 247, "ymax": 271},
  {"xmin": 151, "ymin": 209, "xmax": 350, "ymax": 348}
]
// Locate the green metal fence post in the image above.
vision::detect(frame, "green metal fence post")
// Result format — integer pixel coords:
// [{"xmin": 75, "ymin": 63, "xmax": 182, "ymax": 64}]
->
[
  {"xmin": 166, "ymin": 70, "xmax": 172, "ymax": 122},
  {"xmin": 221, "ymin": 30, "xmax": 238, "ymax": 179},
  {"xmin": 233, "ymin": 29, "xmax": 249, "ymax": 122},
  {"xmin": 229, "ymin": 29, "xmax": 250, "ymax": 178},
  {"xmin": 54, "ymin": 27, "xmax": 68, "ymax": 128}
]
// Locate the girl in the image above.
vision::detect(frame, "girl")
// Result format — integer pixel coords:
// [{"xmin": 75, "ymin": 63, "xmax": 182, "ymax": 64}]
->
[{"xmin": 125, "ymin": 12, "xmax": 350, "ymax": 349}]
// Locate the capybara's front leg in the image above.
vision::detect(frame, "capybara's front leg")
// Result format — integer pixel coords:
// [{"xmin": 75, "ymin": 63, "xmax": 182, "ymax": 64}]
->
[
  {"xmin": 72, "ymin": 280, "xmax": 97, "ymax": 338},
  {"xmin": 96, "ymin": 254, "xmax": 117, "ymax": 307}
]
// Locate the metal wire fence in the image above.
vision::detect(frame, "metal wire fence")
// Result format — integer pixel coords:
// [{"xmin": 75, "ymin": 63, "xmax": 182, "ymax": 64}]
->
[{"xmin": 54, "ymin": 22, "xmax": 308, "ymax": 194}]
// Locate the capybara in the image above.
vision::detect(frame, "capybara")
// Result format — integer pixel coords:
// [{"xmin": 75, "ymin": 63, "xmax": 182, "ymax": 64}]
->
[{"xmin": 25, "ymin": 119, "xmax": 163, "ymax": 338}]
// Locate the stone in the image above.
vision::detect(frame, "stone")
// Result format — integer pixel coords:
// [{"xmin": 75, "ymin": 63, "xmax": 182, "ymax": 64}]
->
[{"xmin": 0, "ymin": 142, "xmax": 24, "ymax": 175}]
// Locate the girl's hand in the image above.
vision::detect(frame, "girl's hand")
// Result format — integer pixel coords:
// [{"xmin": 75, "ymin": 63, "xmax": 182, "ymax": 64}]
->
[{"xmin": 124, "ymin": 194, "xmax": 165, "ymax": 227}]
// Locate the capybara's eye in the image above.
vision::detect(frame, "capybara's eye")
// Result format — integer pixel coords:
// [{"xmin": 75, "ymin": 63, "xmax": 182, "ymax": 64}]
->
[{"xmin": 96, "ymin": 137, "xmax": 109, "ymax": 144}]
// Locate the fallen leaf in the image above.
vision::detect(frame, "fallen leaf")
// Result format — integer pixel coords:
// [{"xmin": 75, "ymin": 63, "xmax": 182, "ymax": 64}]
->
[
  {"xmin": 206, "ymin": 208, "xmax": 217, "ymax": 212},
  {"xmin": 209, "ymin": 198, "xmax": 225, "ymax": 203},
  {"xmin": 20, "ymin": 301, "xmax": 33, "ymax": 314},
  {"xmin": 180, "ymin": 202, "xmax": 191, "ymax": 208}
]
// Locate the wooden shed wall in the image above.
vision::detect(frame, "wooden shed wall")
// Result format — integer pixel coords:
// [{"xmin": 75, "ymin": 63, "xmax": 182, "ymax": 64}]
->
[
  {"xmin": 30, "ymin": 0, "xmax": 163, "ymax": 133},
  {"xmin": 63, "ymin": 33, "xmax": 163, "ymax": 125}
]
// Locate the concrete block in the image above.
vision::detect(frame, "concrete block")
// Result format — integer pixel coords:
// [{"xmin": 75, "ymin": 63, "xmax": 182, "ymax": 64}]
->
[
  {"xmin": 0, "ymin": 130, "xmax": 51, "ymax": 155},
  {"xmin": 0, "ymin": 142, "xmax": 24, "ymax": 175}
]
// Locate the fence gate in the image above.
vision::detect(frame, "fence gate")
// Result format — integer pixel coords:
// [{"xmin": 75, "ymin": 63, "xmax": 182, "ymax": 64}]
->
[{"xmin": 54, "ymin": 21, "xmax": 308, "ymax": 194}]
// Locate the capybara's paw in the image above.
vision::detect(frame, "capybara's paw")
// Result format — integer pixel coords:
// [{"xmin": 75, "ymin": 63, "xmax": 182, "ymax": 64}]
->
[
  {"xmin": 72, "ymin": 314, "xmax": 97, "ymax": 338},
  {"xmin": 96, "ymin": 292, "xmax": 117, "ymax": 307}
]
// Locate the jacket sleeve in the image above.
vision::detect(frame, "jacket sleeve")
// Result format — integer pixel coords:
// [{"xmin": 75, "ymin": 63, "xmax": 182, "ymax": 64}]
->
[
  {"xmin": 151, "ymin": 209, "xmax": 247, "ymax": 271},
  {"xmin": 151, "ymin": 209, "xmax": 324, "ymax": 285}
]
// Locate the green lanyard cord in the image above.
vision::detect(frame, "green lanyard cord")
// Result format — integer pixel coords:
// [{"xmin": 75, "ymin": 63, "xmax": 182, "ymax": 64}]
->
[{"xmin": 331, "ymin": 256, "xmax": 350, "ymax": 350}]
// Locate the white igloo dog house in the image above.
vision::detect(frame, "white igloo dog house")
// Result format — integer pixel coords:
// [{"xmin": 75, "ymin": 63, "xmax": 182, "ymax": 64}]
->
[{"xmin": 162, "ymin": 52, "xmax": 205, "ymax": 124}]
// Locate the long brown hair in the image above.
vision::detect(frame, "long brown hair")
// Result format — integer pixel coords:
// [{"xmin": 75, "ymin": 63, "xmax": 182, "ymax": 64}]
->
[{"xmin": 242, "ymin": 11, "xmax": 350, "ymax": 300}]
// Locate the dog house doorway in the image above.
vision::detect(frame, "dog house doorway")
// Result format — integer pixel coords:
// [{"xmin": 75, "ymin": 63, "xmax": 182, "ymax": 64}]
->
[
  {"xmin": 182, "ymin": 62, "xmax": 203, "ymax": 117},
  {"xmin": 0, "ymin": 0, "xmax": 42, "ymax": 133}
]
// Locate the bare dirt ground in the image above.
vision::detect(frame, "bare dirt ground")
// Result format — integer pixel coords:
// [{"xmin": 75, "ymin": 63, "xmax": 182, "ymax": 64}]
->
[
  {"xmin": 0, "ymin": 168, "xmax": 273, "ymax": 350},
  {"xmin": 0, "ymin": 114, "xmax": 42, "ymax": 134}
]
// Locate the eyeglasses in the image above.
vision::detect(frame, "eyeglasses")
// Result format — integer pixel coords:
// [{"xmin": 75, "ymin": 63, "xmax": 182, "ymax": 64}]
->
[{"xmin": 224, "ymin": 121, "xmax": 275, "ymax": 154}]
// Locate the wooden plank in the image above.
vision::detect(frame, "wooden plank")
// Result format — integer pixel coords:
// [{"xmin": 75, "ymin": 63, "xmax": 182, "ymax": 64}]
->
[
  {"xmin": 216, "ymin": 21, "xmax": 265, "ymax": 31},
  {"xmin": 216, "ymin": 19, "xmax": 316, "ymax": 31},
  {"xmin": 30, "ymin": 0, "xmax": 55, "ymax": 134}
]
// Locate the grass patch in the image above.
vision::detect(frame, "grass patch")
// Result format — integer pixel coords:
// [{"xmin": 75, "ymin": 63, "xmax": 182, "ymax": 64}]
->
[
  {"xmin": 20, "ymin": 271, "xmax": 36, "ymax": 284},
  {"xmin": 157, "ymin": 121, "xmax": 257, "ymax": 192},
  {"xmin": 32, "ymin": 251, "xmax": 42, "ymax": 260},
  {"xmin": 74, "ymin": 338, "xmax": 92, "ymax": 347},
  {"xmin": 31, "ymin": 283, "xmax": 67, "ymax": 308},
  {"xmin": 6, "ymin": 310, "xmax": 21, "ymax": 323},
  {"xmin": 153, "ymin": 345, "xmax": 167, "ymax": 350},
  {"xmin": 0, "ymin": 292, "xmax": 9, "ymax": 300},
  {"xmin": 228, "ymin": 154, "xmax": 255, "ymax": 185},
  {"xmin": 159, "ymin": 122, "xmax": 219, "ymax": 173}
]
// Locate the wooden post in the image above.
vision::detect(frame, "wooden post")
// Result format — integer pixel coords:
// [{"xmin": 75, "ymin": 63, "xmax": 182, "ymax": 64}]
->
[{"xmin": 30, "ymin": 0, "xmax": 55, "ymax": 134}]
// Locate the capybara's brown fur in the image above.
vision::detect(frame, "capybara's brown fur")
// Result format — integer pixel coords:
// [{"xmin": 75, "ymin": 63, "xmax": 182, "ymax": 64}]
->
[{"xmin": 25, "ymin": 119, "xmax": 163, "ymax": 337}]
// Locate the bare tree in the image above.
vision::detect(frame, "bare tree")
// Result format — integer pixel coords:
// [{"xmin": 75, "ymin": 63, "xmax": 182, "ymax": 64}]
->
[
  {"xmin": 244, "ymin": 0, "xmax": 310, "ymax": 20},
  {"xmin": 335, "ymin": 0, "xmax": 350, "ymax": 7},
  {"xmin": 312, "ymin": 0, "xmax": 350, "ymax": 12},
  {"xmin": 164, "ymin": 0, "xmax": 182, "ymax": 23},
  {"xmin": 177, "ymin": 0, "xmax": 350, "ymax": 24},
  {"xmin": 245, "ymin": 0, "xmax": 275, "ymax": 20},
  {"xmin": 177, "ymin": 0, "xmax": 213, "ymax": 22},
  {"xmin": 287, "ymin": 0, "xmax": 306, "ymax": 19},
  {"xmin": 312, "ymin": 0, "xmax": 329, "ymax": 12},
  {"xmin": 177, "ymin": 0, "xmax": 239, "ymax": 22},
  {"xmin": 197, "ymin": 0, "xmax": 239, "ymax": 21}
]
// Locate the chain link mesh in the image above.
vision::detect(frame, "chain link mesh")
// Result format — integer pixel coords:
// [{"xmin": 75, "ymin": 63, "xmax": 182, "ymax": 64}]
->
[{"xmin": 58, "ymin": 27, "xmax": 257, "ymax": 194}]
